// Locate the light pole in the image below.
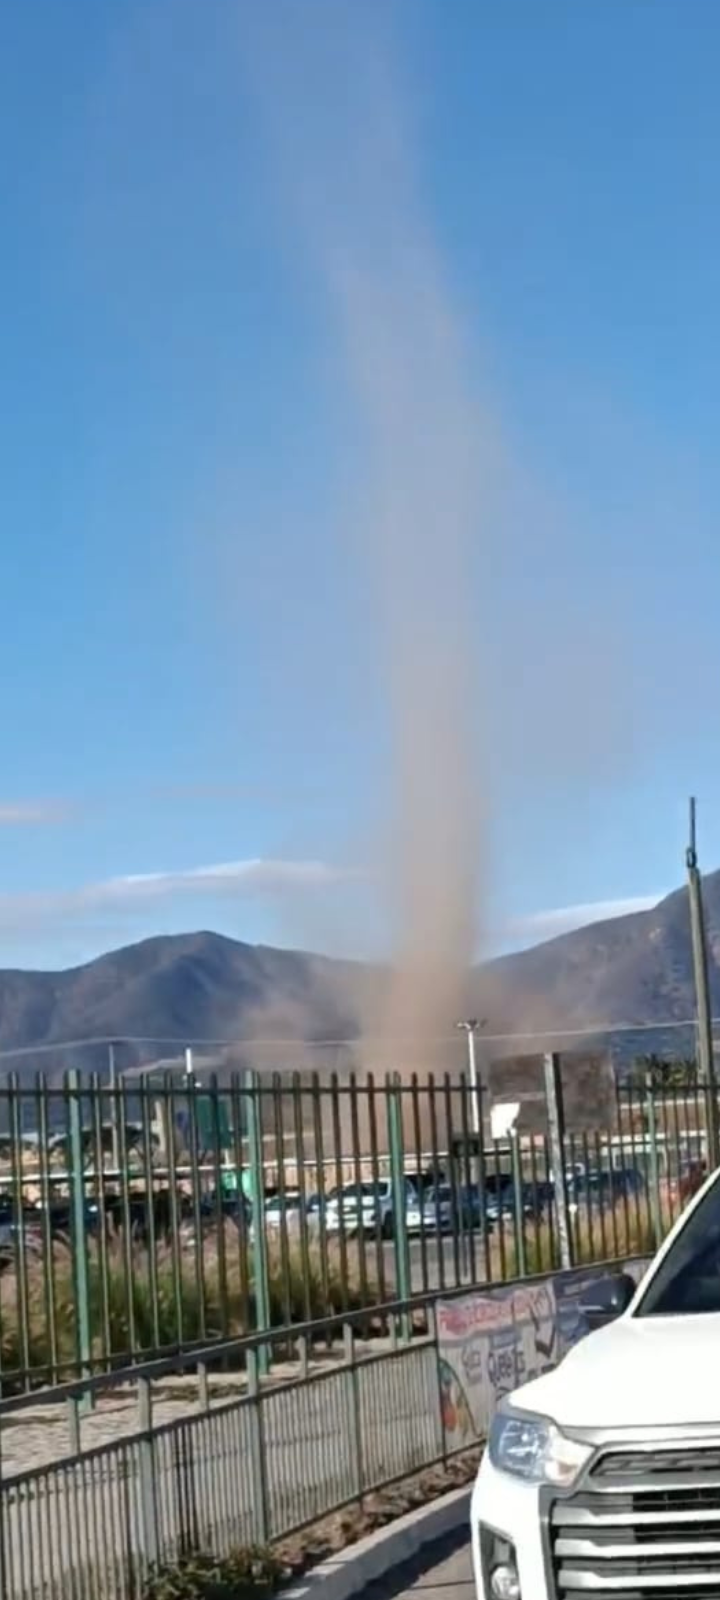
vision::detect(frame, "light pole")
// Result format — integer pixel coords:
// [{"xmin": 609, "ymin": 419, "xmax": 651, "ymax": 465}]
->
[
  {"xmin": 455, "ymin": 1018, "xmax": 488, "ymax": 1269},
  {"xmin": 455, "ymin": 1018, "xmax": 486, "ymax": 1136},
  {"xmin": 686, "ymin": 797, "xmax": 720, "ymax": 1170}
]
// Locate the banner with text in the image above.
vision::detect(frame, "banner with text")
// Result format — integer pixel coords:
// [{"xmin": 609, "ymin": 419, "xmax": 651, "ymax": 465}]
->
[{"xmin": 437, "ymin": 1258, "xmax": 648, "ymax": 1449}]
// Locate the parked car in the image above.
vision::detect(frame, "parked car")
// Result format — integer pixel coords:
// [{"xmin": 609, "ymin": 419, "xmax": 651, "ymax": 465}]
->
[
  {"xmin": 0, "ymin": 1194, "xmax": 102, "ymax": 1269},
  {"xmin": 678, "ymin": 1158, "xmax": 707, "ymax": 1203},
  {"xmin": 483, "ymin": 1175, "xmax": 529, "ymax": 1225},
  {"xmin": 262, "ymin": 1191, "xmax": 304, "ymax": 1231},
  {"xmin": 0, "ymin": 1201, "xmax": 46, "ymax": 1269},
  {"xmin": 408, "ymin": 1182, "xmax": 491, "ymax": 1235},
  {"xmin": 322, "ymin": 1179, "xmax": 418, "ymax": 1238},
  {"xmin": 566, "ymin": 1165, "xmax": 645, "ymax": 1213},
  {"xmin": 408, "ymin": 1183, "xmax": 453, "ymax": 1234},
  {"xmin": 521, "ymin": 1178, "xmax": 555, "ymax": 1219},
  {"xmin": 471, "ymin": 1162, "xmax": 720, "ymax": 1599}
]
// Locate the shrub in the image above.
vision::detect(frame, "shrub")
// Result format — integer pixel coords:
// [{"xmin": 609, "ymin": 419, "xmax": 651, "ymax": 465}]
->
[{"xmin": 141, "ymin": 1544, "xmax": 284, "ymax": 1600}]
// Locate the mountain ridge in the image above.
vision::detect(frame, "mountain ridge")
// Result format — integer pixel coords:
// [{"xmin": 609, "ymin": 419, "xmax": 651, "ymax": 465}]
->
[{"xmin": 0, "ymin": 873, "xmax": 716, "ymax": 1078}]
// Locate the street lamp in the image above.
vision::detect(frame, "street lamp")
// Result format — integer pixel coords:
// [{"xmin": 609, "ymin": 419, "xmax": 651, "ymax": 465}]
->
[{"xmin": 455, "ymin": 1018, "xmax": 486, "ymax": 1137}]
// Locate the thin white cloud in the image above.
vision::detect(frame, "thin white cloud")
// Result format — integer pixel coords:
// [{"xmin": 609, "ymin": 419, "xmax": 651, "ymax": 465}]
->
[
  {"xmin": 504, "ymin": 894, "xmax": 662, "ymax": 947},
  {"xmin": 0, "ymin": 853, "xmax": 667, "ymax": 962},
  {"xmin": 0, "ymin": 858, "xmax": 362, "ymax": 933},
  {"xmin": 0, "ymin": 801, "xmax": 74, "ymax": 825},
  {"xmin": 102, "ymin": 859, "xmax": 360, "ymax": 899}
]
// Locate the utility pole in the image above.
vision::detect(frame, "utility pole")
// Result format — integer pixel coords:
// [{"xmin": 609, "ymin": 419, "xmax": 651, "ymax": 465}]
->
[
  {"xmin": 687, "ymin": 797, "xmax": 719, "ymax": 1170},
  {"xmin": 108, "ymin": 1040, "xmax": 120, "ymax": 1177},
  {"xmin": 543, "ymin": 1051, "xmax": 572, "ymax": 1270}
]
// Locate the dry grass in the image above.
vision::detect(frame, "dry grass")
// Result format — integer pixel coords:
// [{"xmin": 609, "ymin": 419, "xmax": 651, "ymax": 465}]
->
[
  {"xmin": 0, "ymin": 1228, "xmax": 378, "ymax": 1384},
  {"xmin": 0, "ymin": 1192, "xmax": 680, "ymax": 1387},
  {"xmin": 491, "ymin": 1195, "xmax": 677, "ymax": 1281}
]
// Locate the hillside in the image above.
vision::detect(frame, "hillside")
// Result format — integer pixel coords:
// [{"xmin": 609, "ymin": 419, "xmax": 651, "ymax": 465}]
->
[
  {"xmin": 0, "ymin": 872, "xmax": 715, "ymax": 1080},
  {"xmin": 476, "ymin": 875, "xmax": 714, "ymax": 1042},
  {"xmin": 0, "ymin": 932, "xmax": 383, "ymax": 1079}
]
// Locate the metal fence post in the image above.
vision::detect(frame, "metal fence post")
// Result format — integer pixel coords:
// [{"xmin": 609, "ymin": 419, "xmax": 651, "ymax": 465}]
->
[
  {"xmin": 67, "ymin": 1069, "xmax": 93, "ymax": 1404},
  {"xmin": 245, "ymin": 1070, "xmax": 271, "ymax": 1374},
  {"xmin": 543, "ymin": 1052, "xmax": 572, "ymax": 1270},
  {"xmin": 8, "ymin": 1075, "xmax": 30, "ymax": 1379},
  {"xmin": 344, "ymin": 1321, "xmax": 364, "ymax": 1502},
  {"xmin": 510, "ymin": 1129, "xmax": 527, "ymax": 1278},
  {"xmin": 137, "ymin": 1375, "xmax": 159, "ymax": 1572},
  {"xmin": 430, "ymin": 1300, "xmax": 448, "ymax": 1464},
  {"xmin": 645, "ymin": 1074, "xmax": 662, "ymax": 1249},
  {"xmin": 246, "ymin": 1351, "xmax": 270, "ymax": 1544},
  {"xmin": 388, "ymin": 1074, "xmax": 411, "ymax": 1340},
  {"xmin": 108, "ymin": 1040, "xmax": 120, "ymax": 1178},
  {"xmin": 0, "ymin": 1425, "xmax": 5, "ymax": 1600}
]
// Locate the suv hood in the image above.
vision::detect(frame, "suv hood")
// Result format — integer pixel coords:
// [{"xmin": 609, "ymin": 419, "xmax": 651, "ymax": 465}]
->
[{"xmin": 512, "ymin": 1313, "xmax": 720, "ymax": 1430}]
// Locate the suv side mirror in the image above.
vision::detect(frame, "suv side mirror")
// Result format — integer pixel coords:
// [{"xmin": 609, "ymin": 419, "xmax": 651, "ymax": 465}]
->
[{"xmin": 579, "ymin": 1271, "xmax": 636, "ymax": 1331}]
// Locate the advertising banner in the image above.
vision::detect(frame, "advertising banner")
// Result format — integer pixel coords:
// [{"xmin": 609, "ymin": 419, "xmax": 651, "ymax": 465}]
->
[{"xmin": 436, "ymin": 1257, "xmax": 649, "ymax": 1450}]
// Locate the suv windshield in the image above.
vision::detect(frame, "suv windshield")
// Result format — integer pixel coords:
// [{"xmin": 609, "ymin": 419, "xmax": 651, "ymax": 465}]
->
[{"xmin": 637, "ymin": 1172, "xmax": 720, "ymax": 1316}]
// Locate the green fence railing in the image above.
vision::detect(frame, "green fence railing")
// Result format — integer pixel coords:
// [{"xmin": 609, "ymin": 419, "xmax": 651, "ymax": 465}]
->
[{"xmin": 0, "ymin": 1064, "xmax": 709, "ymax": 1392}]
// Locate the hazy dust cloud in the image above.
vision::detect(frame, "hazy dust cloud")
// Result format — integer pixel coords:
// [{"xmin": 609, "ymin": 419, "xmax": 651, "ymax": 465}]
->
[{"xmin": 239, "ymin": 3, "xmax": 487, "ymax": 1072}]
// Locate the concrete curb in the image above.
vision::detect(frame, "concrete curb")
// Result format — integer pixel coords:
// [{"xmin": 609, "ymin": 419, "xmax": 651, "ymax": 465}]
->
[{"xmin": 284, "ymin": 1484, "xmax": 472, "ymax": 1600}]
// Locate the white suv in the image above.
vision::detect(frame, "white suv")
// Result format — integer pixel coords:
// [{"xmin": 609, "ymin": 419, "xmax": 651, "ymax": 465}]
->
[
  {"xmin": 323, "ymin": 1178, "xmax": 417, "ymax": 1238},
  {"xmin": 471, "ymin": 1164, "xmax": 720, "ymax": 1599}
]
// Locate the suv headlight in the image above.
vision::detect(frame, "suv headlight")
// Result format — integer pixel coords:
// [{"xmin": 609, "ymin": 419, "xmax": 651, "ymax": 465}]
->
[{"xmin": 488, "ymin": 1408, "xmax": 593, "ymax": 1488}]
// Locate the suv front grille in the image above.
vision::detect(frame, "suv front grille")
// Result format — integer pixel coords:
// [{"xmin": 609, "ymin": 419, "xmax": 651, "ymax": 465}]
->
[{"xmin": 549, "ymin": 1444, "xmax": 720, "ymax": 1596}]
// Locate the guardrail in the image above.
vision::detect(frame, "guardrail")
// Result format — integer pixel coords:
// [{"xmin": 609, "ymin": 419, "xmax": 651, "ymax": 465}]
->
[
  {"xmin": 0, "ymin": 1258, "xmax": 650, "ymax": 1600},
  {"xmin": 0, "ymin": 1296, "xmax": 445, "ymax": 1600}
]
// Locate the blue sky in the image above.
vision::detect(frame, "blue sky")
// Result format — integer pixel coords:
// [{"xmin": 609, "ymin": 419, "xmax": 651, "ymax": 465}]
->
[{"xmin": 1, "ymin": 0, "xmax": 720, "ymax": 971}]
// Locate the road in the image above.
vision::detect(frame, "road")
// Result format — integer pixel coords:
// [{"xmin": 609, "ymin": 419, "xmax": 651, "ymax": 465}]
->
[
  {"xmin": 380, "ymin": 1229, "xmax": 491, "ymax": 1295},
  {"xmin": 361, "ymin": 1534, "xmax": 474, "ymax": 1600}
]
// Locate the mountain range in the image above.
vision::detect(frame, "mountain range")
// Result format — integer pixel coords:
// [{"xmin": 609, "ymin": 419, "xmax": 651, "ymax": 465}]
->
[{"xmin": 0, "ymin": 872, "xmax": 716, "ymax": 1082}]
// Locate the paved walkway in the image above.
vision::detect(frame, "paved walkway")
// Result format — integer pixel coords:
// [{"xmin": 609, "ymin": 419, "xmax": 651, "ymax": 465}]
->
[
  {"xmin": 0, "ymin": 1339, "xmax": 413, "ymax": 1476},
  {"xmin": 361, "ymin": 1535, "xmax": 474, "ymax": 1600},
  {"xmin": 0, "ymin": 1341, "xmax": 445, "ymax": 1598}
]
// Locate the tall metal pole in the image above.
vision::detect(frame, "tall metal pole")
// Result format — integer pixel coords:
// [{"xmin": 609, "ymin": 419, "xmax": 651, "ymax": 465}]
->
[
  {"xmin": 687, "ymin": 797, "xmax": 719, "ymax": 1170},
  {"xmin": 468, "ymin": 1025, "xmax": 479, "ymax": 1136},
  {"xmin": 456, "ymin": 1019, "xmax": 488, "ymax": 1257},
  {"xmin": 456, "ymin": 1018, "xmax": 485, "ymax": 1136},
  {"xmin": 543, "ymin": 1051, "xmax": 572, "ymax": 1271}
]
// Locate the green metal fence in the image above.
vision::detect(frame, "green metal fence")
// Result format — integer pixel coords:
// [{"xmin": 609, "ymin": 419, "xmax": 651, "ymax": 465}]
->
[{"xmin": 0, "ymin": 1061, "xmax": 710, "ymax": 1392}]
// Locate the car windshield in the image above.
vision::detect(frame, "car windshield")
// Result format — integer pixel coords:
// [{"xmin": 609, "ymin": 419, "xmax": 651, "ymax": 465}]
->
[{"xmin": 637, "ymin": 1172, "xmax": 720, "ymax": 1316}]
